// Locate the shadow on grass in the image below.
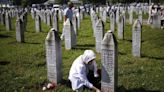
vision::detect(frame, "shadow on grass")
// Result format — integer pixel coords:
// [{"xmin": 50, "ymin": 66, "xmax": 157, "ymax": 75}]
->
[
  {"xmin": 0, "ymin": 61, "xmax": 10, "ymax": 65},
  {"xmin": 0, "ymin": 34, "xmax": 10, "ymax": 38},
  {"xmin": 119, "ymin": 51, "xmax": 127, "ymax": 55},
  {"xmin": 61, "ymin": 79, "xmax": 72, "ymax": 88},
  {"xmin": 124, "ymin": 39, "xmax": 145, "ymax": 43},
  {"xmin": 73, "ymin": 44, "xmax": 95, "ymax": 50},
  {"xmin": 124, "ymin": 39, "xmax": 132, "ymax": 42},
  {"xmin": 142, "ymin": 55, "xmax": 164, "ymax": 60},
  {"xmin": 25, "ymin": 42, "xmax": 41, "ymax": 44},
  {"xmin": 118, "ymin": 86, "xmax": 160, "ymax": 92}
]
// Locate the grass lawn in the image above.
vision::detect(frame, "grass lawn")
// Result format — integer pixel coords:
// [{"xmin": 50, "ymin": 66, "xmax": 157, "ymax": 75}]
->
[{"xmin": 0, "ymin": 13, "xmax": 164, "ymax": 92}]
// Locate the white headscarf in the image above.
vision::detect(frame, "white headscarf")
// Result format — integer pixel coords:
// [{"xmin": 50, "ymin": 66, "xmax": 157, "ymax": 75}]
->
[{"xmin": 82, "ymin": 50, "xmax": 96, "ymax": 64}]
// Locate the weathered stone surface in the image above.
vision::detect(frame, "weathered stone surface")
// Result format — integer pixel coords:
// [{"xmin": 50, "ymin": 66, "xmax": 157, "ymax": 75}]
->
[
  {"xmin": 5, "ymin": 12, "xmax": 12, "ymax": 31},
  {"xmin": 110, "ymin": 12, "xmax": 115, "ymax": 32},
  {"xmin": 152, "ymin": 11, "xmax": 161, "ymax": 28},
  {"xmin": 101, "ymin": 30, "xmax": 118, "ymax": 92},
  {"xmin": 16, "ymin": 17, "xmax": 24, "ymax": 43},
  {"xmin": 138, "ymin": 10, "xmax": 143, "ymax": 25},
  {"xmin": 45, "ymin": 28, "xmax": 62, "ymax": 83},
  {"xmin": 63, "ymin": 19, "xmax": 76, "ymax": 50},
  {"xmin": 129, "ymin": 6, "xmax": 134, "ymax": 24},
  {"xmin": 95, "ymin": 19, "xmax": 104, "ymax": 53},
  {"xmin": 52, "ymin": 12, "xmax": 59, "ymax": 32},
  {"xmin": 72, "ymin": 14, "xmax": 78, "ymax": 35},
  {"xmin": 132, "ymin": 19, "xmax": 142, "ymax": 57},
  {"xmin": 118, "ymin": 15, "xmax": 124, "ymax": 40}
]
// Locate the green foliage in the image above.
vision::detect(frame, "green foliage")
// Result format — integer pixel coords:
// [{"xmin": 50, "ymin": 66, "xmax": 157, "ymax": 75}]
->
[
  {"xmin": 0, "ymin": 13, "xmax": 164, "ymax": 92},
  {"xmin": 12, "ymin": 0, "xmax": 48, "ymax": 6}
]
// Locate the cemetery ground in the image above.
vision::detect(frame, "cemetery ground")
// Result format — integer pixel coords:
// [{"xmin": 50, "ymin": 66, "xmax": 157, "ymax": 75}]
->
[{"xmin": 0, "ymin": 14, "xmax": 164, "ymax": 92}]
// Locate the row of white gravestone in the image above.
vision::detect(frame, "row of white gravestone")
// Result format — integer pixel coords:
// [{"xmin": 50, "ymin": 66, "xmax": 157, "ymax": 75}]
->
[
  {"xmin": 0, "ymin": 8, "xmax": 27, "ymax": 33},
  {"xmin": 45, "ymin": 11, "xmax": 142, "ymax": 92},
  {"xmin": 15, "ymin": 12, "xmax": 27, "ymax": 43},
  {"xmin": 32, "ymin": 8, "xmax": 83, "ymax": 33},
  {"xmin": 34, "ymin": 10, "xmax": 59, "ymax": 33},
  {"xmin": 90, "ymin": 10, "xmax": 99, "ymax": 37},
  {"xmin": 0, "ymin": 11, "xmax": 12, "ymax": 31},
  {"xmin": 45, "ymin": 28, "xmax": 118, "ymax": 92}
]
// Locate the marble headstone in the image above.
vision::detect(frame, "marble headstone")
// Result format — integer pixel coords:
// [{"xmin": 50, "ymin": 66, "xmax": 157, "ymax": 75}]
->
[
  {"xmin": 5, "ymin": 12, "xmax": 12, "ymax": 31},
  {"xmin": 132, "ymin": 19, "xmax": 142, "ymax": 57},
  {"xmin": 138, "ymin": 10, "xmax": 143, "ymax": 25},
  {"xmin": 72, "ymin": 14, "xmax": 78, "ymax": 35},
  {"xmin": 95, "ymin": 19, "xmax": 104, "ymax": 53},
  {"xmin": 45, "ymin": 28, "xmax": 62, "ymax": 83},
  {"xmin": 152, "ymin": 11, "xmax": 161, "ymax": 28},
  {"xmin": 63, "ymin": 19, "xmax": 76, "ymax": 50},
  {"xmin": 110, "ymin": 12, "xmax": 115, "ymax": 32},
  {"xmin": 101, "ymin": 30, "xmax": 118, "ymax": 92},
  {"xmin": 118, "ymin": 15, "xmax": 124, "ymax": 40},
  {"xmin": 16, "ymin": 17, "xmax": 24, "ymax": 42},
  {"xmin": 129, "ymin": 6, "xmax": 134, "ymax": 24},
  {"xmin": 52, "ymin": 12, "xmax": 59, "ymax": 31}
]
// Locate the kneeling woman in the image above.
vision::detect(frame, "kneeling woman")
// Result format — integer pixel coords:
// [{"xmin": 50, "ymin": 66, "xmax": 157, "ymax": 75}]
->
[{"xmin": 68, "ymin": 50, "xmax": 101, "ymax": 92}]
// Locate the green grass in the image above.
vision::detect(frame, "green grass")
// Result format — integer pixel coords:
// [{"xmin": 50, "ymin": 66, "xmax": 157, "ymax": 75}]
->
[{"xmin": 0, "ymin": 13, "xmax": 164, "ymax": 92}]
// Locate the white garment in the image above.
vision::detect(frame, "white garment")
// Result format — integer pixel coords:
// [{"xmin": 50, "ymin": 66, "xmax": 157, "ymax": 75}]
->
[{"xmin": 68, "ymin": 50, "xmax": 98, "ymax": 91}]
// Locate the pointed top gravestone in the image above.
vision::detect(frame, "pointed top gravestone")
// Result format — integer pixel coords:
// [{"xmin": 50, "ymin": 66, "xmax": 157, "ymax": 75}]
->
[
  {"xmin": 52, "ymin": 12, "xmax": 59, "ymax": 32},
  {"xmin": 138, "ymin": 10, "xmax": 143, "ymax": 25},
  {"xmin": 72, "ymin": 14, "xmax": 78, "ymax": 35},
  {"xmin": 5, "ymin": 12, "xmax": 12, "ymax": 31},
  {"xmin": 63, "ymin": 19, "xmax": 76, "ymax": 50},
  {"xmin": 101, "ymin": 30, "xmax": 118, "ymax": 92},
  {"xmin": 45, "ymin": 28, "xmax": 63, "ymax": 83},
  {"xmin": 118, "ymin": 14, "xmax": 124, "ymax": 40},
  {"xmin": 132, "ymin": 19, "xmax": 142, "ymax": 57},
  {"xmin": 110, "ymin": 12, "xmax": 115, "ymax": 32},
  {"xmin": 16, "ymin": 17, "xmax": 24, "ymax": 43},
  {"xmin": 129, "ymin": 6, "xmax": 133, "ymax": 24},
  {"xmin": 95, "ymin": 19, "xmax": 104, "ymax": 53}
]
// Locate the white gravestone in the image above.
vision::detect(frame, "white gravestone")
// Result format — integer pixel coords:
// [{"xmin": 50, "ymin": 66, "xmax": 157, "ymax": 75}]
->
[
  {"xmin": 118, "ymin": 15, "xmax": 124, "ymax": 40},
  {"xmin": 47, "ymin": 11, "xmax": 52, "ymax": 26},
  {"xmin": 35, "ymin": 14, "xmax": 42, "ymax": 32},
  {"xmin": 1, "ymin": 12, "xmax": 5, "ymax": 25},
  {"xmin": 5, "ymin": 12, "xmax": 12, "ymax": 31},
  {"xmin": 116, "ymin": 9, "xmax": 120, "ymax": 24},
  {"xmin": 122, "ymin": 10, "xmax": 126, "ymax": 26},
  {"xmin": 152, "ymin": 11, "xmax": 161, "ymax": 28},
  {"xmin": 72, "ymin": 14, "xmax": 78, "ymax": 35},
  {"xmin": 63, "ymin": 19, "xmax": 76, "ymax": 50},
  {"xmin": 92, "ymin": 14, "xmax": 98, "ymax": 37},
  {"xmin": 16, "ymin": 17, "xmax": 24, "ymax": 43},
  {"xmin": 110, "ymin": 12, "xmax": 115, "ymax": 32},
  {"xmin": 132, "ymin": 19, "xmax": 142, "ymax": 57},
  {"xmin": 138, "ymin": 10, "xmax": 143, "ymax": 25},
  {"xmin": 52, "ymin": 12, "xmax": 59, "ymax": 31},
  {"xmin": 102, "ymin": 10, "xmax": 107, "ymax": 23},
  {"xmin": 45, "ymin": 28, "xmax": 63, "ymax": 83},
  {"xmin": 58, "ymin": 10, "xmax": 63, "ymax": 21},
  {"xmin": 129, "ymin": 6, "xmax": 134, "ymax": 24},
  {"xmin": 101, "ymin": 30, "xmax": 118, "ymax": 92},
  {"xmin": 95, "ymin": 19, "xmax": 104, "ymax": 53},
  {"xmin": 76, "ymin": 12, "xmax": 81, "ymax": 29},
  {"xmin": 43, "ymin": 12, "xmax": 47, "ymax": 23}
]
